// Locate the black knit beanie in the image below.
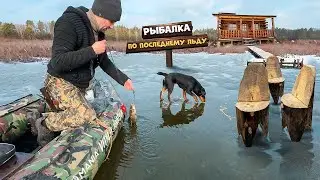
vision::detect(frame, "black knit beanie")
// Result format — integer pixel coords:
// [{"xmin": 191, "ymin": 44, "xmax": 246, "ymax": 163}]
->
[{"xmin": 92, "ymin": 0, "xmax": 122, "ymax": 22}]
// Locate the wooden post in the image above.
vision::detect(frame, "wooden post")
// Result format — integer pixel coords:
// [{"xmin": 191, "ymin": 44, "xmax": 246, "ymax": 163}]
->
[
  {"xmin": 240, "ymin": 18, "xmax": 243, "ymax": 44},
  {"xmin": 166, "ymin": 49, "xmax": 173, "ymax": 67},
  {"xmin": 252, "ymin": 19, "xmax": 255, "ymax": 39},
  {"xmin": 217, "ymin": 16, "xmax": 220, "ymax": 42},
  {"xmin": 271, "ymin": 17, "xmax": 275, "ymax": 38}
]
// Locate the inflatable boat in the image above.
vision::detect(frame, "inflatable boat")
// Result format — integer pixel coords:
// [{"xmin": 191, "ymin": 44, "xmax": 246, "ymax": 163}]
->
[{"xmin": 0, "ymin": 80, "xmax": 126, "ymax": 180}]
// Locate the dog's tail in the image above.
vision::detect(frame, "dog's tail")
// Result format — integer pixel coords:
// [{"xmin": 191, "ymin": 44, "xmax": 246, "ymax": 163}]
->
[{"xmin": 157, "ymin": 72, "xmax": 168, "ymax": 76}]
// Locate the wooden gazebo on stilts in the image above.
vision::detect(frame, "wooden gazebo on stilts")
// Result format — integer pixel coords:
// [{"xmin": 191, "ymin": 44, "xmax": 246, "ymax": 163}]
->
[{"xmin": 212, "ymin": 13, "xmax": 277, "ymax": 46}]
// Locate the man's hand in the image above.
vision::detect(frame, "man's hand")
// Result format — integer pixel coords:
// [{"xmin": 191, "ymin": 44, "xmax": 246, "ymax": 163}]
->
[
  {"xmin": 92, "ymin": 40, "xmax": 107, "ymax": 55},
  {"xmin": 124, "ymin": 79, "xmax": 134, "ymax": 91}
]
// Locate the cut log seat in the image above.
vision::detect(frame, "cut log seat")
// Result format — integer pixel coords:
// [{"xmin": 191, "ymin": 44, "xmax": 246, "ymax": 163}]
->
[
  {"xmin": 281, "ymin": 65, "xmax": 316, "ymax": 142},
  {"xmin": 236, "ymin": 63, "xmax": 270, "ymax": 147},
  {"xmin": 266, "ymin": 56, "xmax": 285, "ymax": 104}
]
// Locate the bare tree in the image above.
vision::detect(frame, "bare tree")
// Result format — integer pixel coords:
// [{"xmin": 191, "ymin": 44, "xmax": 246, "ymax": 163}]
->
[
  {"xmin": 15, "ymin": 24, "xmax": 26, "ymax": 38},
  {"xmin": 37, "ymin": 20, "xmax": 45, "ymax": 34},
  {"xmin": 49, "ymin": 21, "xmax": 55, "ymax": 38}
]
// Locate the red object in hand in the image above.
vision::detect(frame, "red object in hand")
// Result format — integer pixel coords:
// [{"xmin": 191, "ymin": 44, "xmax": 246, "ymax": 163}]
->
[{"xmin": 120, "ymin": 104, "xmax": 127, "ymax": 114}]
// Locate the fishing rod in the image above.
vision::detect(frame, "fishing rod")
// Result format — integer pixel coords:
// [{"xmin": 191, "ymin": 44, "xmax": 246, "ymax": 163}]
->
[{"xmin": 106, "ymin": 46, "xmax": 136, "ymax": 105}]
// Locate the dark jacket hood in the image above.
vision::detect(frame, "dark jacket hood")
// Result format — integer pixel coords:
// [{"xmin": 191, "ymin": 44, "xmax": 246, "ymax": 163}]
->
[
  {"xmin": 63, "ymin": 6, "xmax": 91, "ymax": 24},
  {"xmin": 64, "ymin": 6, "xmax": 88, "ymax": 15}
]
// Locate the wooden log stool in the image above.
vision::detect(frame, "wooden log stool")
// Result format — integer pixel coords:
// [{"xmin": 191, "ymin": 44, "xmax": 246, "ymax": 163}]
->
[
  {"xmin": 235, "ymin": 63, "xmax": 270, "ymax": 147},
  {"xmin": 281, "ymin": 65, "xmax": 316, "ymax": 142},
  {"xmin": 266, "ymin": 56, "xmax": 285, "ymax": 104}
]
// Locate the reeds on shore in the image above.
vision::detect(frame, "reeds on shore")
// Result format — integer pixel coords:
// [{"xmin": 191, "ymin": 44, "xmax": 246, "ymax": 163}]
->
[
  {"xmin": 0, "ymin": 38, "xmax": 128, "ymax": 62},
  {"xmin": 0, "ymin": 38, "xmax": 52, "ymax": 62},
  {"xmin": 259, "ymin": 40, "xmax": 320, "ymax": 56},
  {"xmin": 1, "ymin": 38, "xmax": 320, "ymax": 62}
]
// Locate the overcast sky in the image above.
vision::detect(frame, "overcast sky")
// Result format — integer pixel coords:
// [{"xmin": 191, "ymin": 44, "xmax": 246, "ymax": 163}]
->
[{"xmin": 0, "ymin": 0, "xmax": 318, "ymax": 29}]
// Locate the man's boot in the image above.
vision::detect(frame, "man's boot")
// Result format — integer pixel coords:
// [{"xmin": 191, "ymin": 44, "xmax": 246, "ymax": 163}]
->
[{"xmin": 35, "ymin": 116, "xmax": 55, "ymax": 147}]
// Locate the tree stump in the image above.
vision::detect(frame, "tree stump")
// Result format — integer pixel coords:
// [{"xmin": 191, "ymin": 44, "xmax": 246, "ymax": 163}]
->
[
  {"xmin": 281, "ymin": 104, "xmax": 308, "ymax": 142},
  {"xmin": 305, "ymin": 82, "xmax": 315, "ymax": 130},
  {"xmin": 269, "ymin": 81, "xmax": 284, "ymax": 104},
  {"xmin": 281, "ymin": 65, "xmax": 316, "ymax": 142},
  {"xmin": 236, "ymin": 106, "xmax": 269, "ymax": 147},
  {"xmin": 266, "ymin": 56, "xmax": 285, "ymax": 104},
  {"xmin": 236, "ymin": 63, "xmax": 270, "ymax": 147}
]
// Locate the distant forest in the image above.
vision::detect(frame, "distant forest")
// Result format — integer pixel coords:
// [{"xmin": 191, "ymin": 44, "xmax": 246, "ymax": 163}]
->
[{"xmin": 1, "ymin": 20, "xmax": 320, "ymax": 42}]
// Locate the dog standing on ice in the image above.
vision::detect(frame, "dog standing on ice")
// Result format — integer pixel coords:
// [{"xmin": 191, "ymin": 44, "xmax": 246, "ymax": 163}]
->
[{"xmin": 157, "ymin": 72, "xmax": 206, "ymax": 103}]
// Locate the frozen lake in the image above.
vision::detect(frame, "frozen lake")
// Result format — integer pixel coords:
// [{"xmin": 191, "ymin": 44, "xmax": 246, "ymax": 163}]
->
[{"xmin": 0, "ymin": 51, "xmax": 319, "ymax": 180}]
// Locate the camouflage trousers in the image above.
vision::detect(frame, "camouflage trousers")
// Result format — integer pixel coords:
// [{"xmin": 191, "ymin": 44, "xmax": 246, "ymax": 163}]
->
[{"xmin": 43, "ymin": 73, "xmax": 99, "ymax": 132}]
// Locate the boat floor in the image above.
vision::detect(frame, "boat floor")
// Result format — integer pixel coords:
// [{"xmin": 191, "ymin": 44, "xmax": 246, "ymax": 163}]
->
[
  {"xmin": 0, "ymin": 152, "xmax": 34, "ymax": 179},
  {"xmin": 0, "ymin": 129, "xmax": 40, "ymax": 179}
]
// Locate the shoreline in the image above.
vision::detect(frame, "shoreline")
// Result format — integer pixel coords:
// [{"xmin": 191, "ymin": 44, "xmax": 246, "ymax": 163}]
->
[{"xmin": 1, "ymin": 38, "xmax": 320, "ymax": 62}]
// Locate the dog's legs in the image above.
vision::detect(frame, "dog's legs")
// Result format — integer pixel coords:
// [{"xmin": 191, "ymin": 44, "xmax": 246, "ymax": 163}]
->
[
  {"xmin": 167, "ymin": 81, "xmax": 174, "ymax": 103},
  {"xmin": 181, "ymin": 101, "xmax": 187, "ymax": 111},
  {"xmin": 186, "ymin": 88, "xmax": 198, "ymax": 103},
  {"xmin": 192, "ymin": 95, "xmax": 199, "ymax": 103},
  {"xmin": 168, "ymin": 91, "xmax": 172, "ymax": 102},
  {"xmin": 182, "ymin": 90, "xmax": 188, "ymax": 102}
]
